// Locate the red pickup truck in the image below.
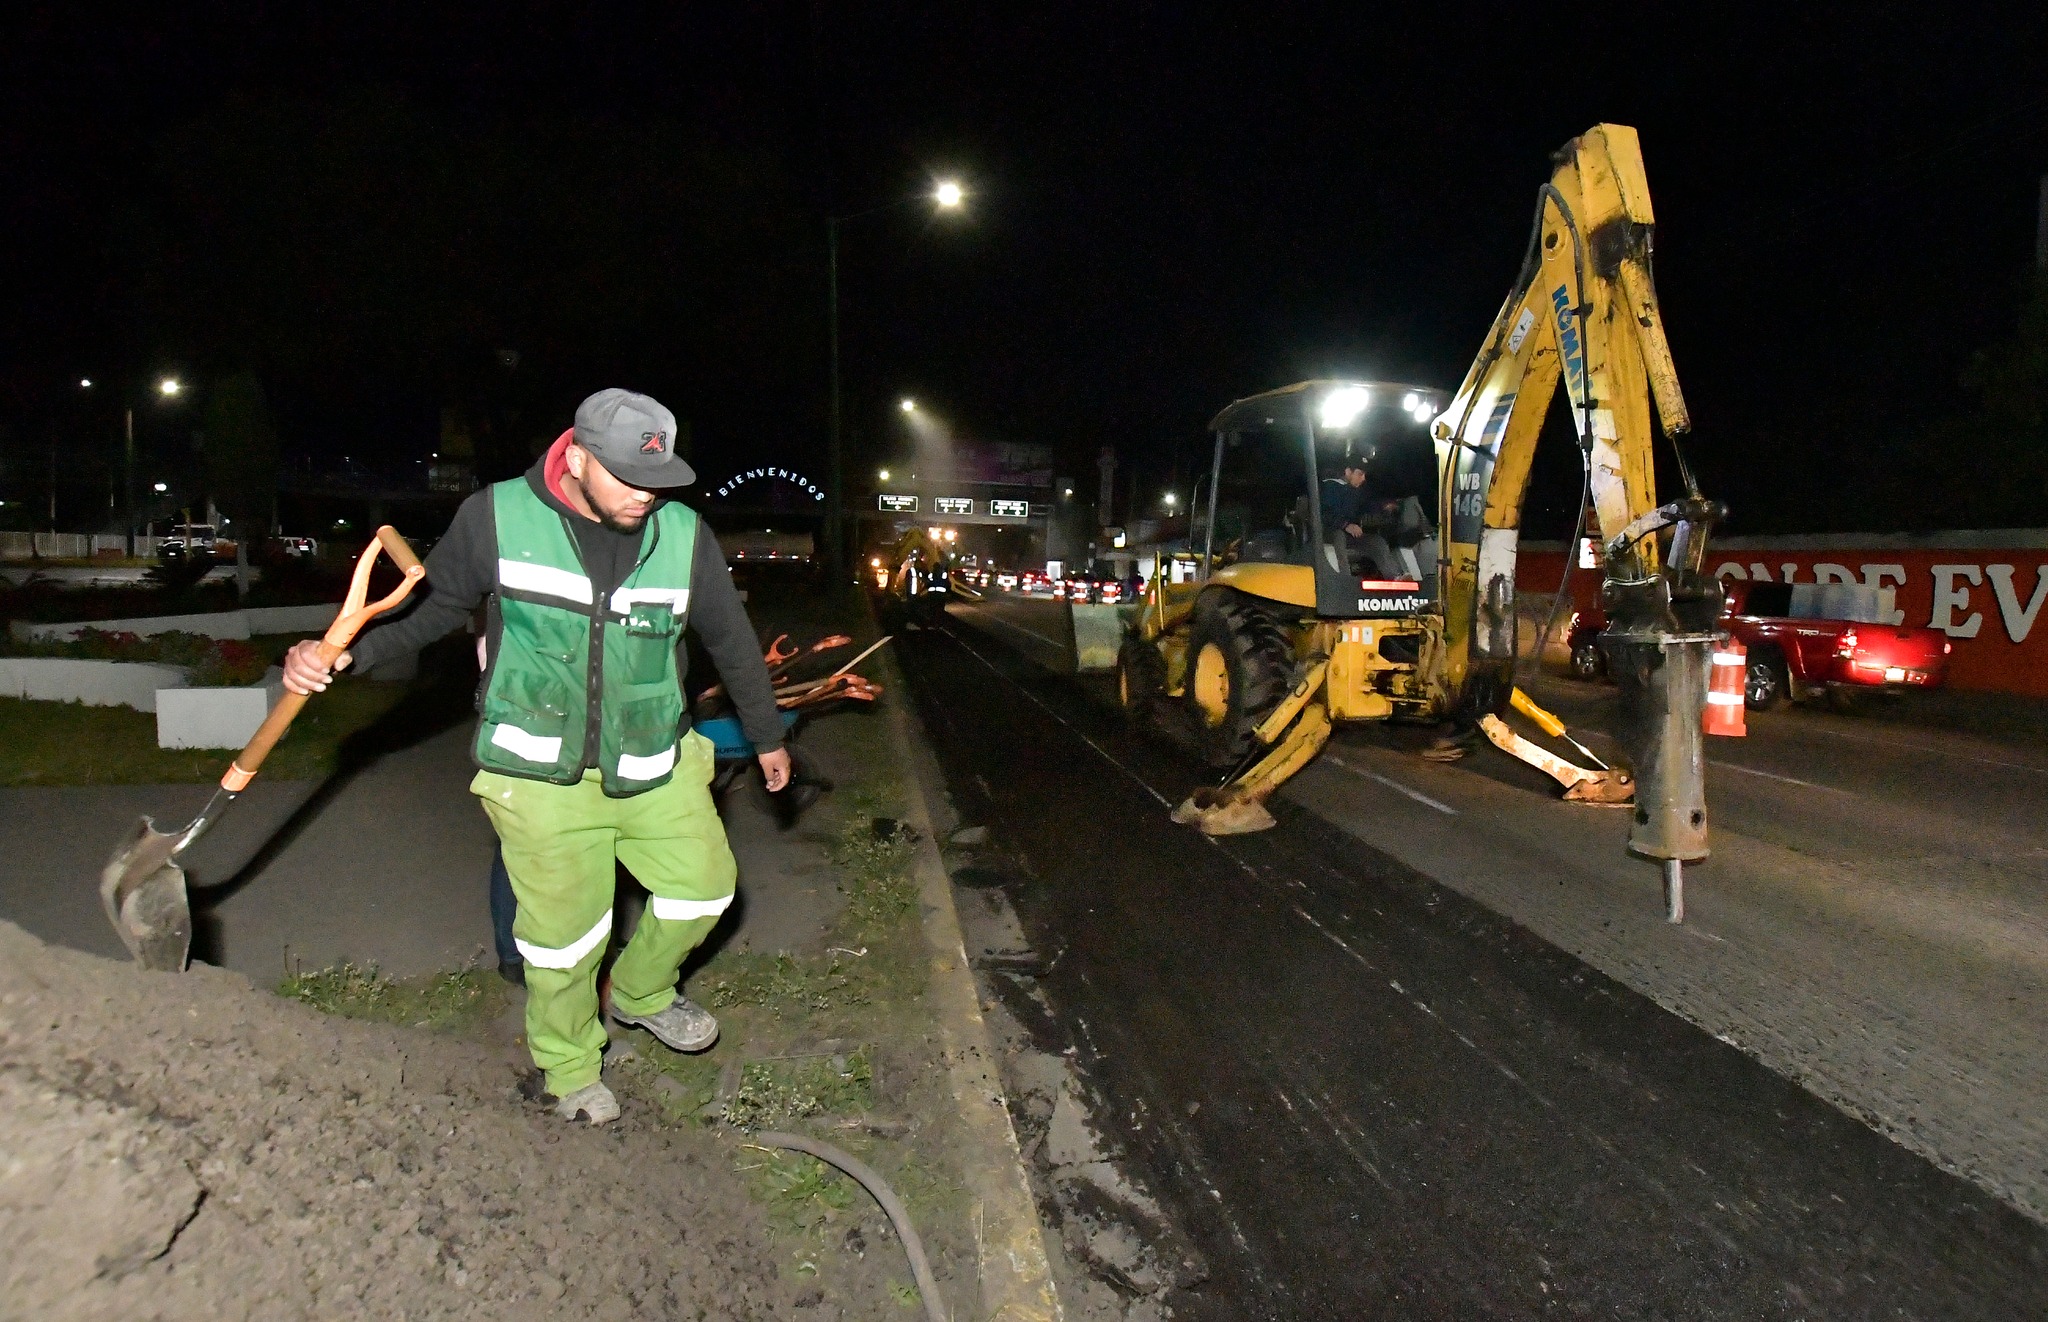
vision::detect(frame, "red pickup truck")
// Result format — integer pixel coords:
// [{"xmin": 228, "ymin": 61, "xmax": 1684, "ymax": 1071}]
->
[{"xmin": 1566, "ymin": 579, "xmax": 1952, "ymax": 710}]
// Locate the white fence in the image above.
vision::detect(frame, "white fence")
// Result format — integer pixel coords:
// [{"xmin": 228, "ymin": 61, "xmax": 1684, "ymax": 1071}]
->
[{"xmin": 1, "ymin": 532, "xmax": 148, "ymax": 561}]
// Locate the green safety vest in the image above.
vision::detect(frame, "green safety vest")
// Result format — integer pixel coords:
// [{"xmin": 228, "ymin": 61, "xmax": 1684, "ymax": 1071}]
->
[{"xmin": 474, "ymin": 478, "xmax": 698, "ymax": 795}]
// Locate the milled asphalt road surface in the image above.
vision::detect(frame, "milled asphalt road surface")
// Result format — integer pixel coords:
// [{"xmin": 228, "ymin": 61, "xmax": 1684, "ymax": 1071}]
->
[{"xmin": 905, "ymin": 612, "xmax": 2045, "ymax": 1319}]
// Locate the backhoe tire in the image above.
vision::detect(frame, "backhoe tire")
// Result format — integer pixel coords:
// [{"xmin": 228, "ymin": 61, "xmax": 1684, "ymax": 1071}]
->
[
  {"xmin": 1568, "ymin": 638, "xmax": 1605, "ymax": 682},
  {"xmin": 1117, "ymin": 636, "xmax": 1167, "ymax": 723},
  {"xmin": 1184, "ymin": 592, "xmax": 1295, "ymax": 768}
]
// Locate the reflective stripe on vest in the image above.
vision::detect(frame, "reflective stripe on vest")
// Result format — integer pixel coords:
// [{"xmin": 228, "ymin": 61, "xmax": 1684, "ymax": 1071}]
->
[
  {"xmin": 515, "ymin": 908, "xmax": 613, "ymax": 969},
  {"xmin": 610, "ymin": 586, "xmax": 690, "ymax": 615},
  {"xmin": 615, "ymin": 743, "xmax": 678, "ymax": 782},
  {"xmin": 499, "ymin": 558, "xmax": 594, "ymax": 606},
  {"xmin": 490, "ymin": 722, "xmax": 564, "ymax": 764}
]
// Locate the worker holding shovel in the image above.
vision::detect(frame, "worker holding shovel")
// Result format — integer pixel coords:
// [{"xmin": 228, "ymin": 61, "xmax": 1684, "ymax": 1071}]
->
[{"xmin": 283, "ymin": 389, "xmax": 788, "ymax": 1125}]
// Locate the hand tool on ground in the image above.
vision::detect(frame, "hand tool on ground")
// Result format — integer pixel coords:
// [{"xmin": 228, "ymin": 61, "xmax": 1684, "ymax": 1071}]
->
[
  {"xmin": 777, "ymin": 674, "xmax": 883, "ymax": 711},
  {"xmin": 827, "ymin": 634, "xmax": 890, "ymax": 676},
  {"xmin": 766, "ymin": 633, "xmax": 852, "ymax": 683},
  {"xmin": 698, "ymin": 634, "xmax": 857, "ymax": 706},
  {"xmin": 98, "ymin": 527, "xmax": 426, "ymax": 971},
  {"xmin": 1508, "ymin": 686, "xmax": 1611, "ymax": 769}
]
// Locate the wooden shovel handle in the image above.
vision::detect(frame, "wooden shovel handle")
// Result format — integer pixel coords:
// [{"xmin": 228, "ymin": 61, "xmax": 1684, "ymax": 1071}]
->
[
  {"xmin": 376, "ymin": 525, "xmax": 424, "ymax": 577},
  {"xmin": 221, "ymin": 528, "xmax": 424, "ymax": 791}
]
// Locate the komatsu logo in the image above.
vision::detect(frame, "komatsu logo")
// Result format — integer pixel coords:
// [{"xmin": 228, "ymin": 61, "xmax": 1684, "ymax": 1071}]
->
[{"xmin": 1551, "ymin": 285, "xmax": 1586, "ymax": 404}]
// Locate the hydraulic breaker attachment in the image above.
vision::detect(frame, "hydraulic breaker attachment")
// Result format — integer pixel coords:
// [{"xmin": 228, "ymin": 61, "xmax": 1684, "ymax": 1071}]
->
[
  {"xmin": 1603, "ymin": 497, "xmax": 1726, "ymax": 921},
  {"xmin": 1478, "ymin": 715, "xmax": 1634, "ymax": 804},
  {"xmin": 1174, "ymin": 660, "xmax": 1332, "ymax": 835}
]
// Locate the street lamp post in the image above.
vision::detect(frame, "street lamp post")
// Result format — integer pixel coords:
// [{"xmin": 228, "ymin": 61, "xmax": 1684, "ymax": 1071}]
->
[
  {"xmin": 123, "ymin": 377, "xmax": 183, "ymax": 539},
  {"xmin": 823, "ymin": 181, "xmax": 965, "ymax": 586}
]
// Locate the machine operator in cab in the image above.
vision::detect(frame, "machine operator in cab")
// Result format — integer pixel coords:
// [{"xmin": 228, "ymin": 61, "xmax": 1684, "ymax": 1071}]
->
[{"xmin": 1320, "ymin": 454, "xmax": 1395, "ymax": 578}]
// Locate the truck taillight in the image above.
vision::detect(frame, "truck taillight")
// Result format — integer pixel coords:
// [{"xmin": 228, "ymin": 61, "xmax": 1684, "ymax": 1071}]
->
[
  {"xmin": 1835, "ymin": 630, "xmax": 1858, "ymax": 658},
  {"xmin": 1944, "ymin": 641, "xmax": 1952, "ymax": 654}
]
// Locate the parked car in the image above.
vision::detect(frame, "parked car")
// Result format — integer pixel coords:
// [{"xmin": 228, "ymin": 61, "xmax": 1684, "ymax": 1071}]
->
[
  {"xmin": 1566, "ymin": 578, "xmax": 1952, "ymax": 710},
  {"xmin": 156, "ymin": 522, "xmax": 219, "ymax": 560}
]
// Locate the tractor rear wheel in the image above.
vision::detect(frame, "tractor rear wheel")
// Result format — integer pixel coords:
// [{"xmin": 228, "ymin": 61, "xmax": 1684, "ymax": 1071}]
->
[{"xmin": 1184, "ymin": 592, "xmax": 1295, "ymax": 767}]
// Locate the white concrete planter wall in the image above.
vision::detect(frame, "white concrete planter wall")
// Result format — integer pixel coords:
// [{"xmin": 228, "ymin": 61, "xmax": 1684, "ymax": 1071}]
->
[
  {"xmin": 243, "ymin": 603, "xmax": 340, "ymax": 633},
  {"xmin": 14, "ymin": 602, "xmax": 337, "ymax": 645},
  {"xmin": 0, "ymin": 658, "xmax": 190, "ymax": 712},
  {"xmin": 155, "ymin": 667, "xmax": 287, "ymax": 749}
]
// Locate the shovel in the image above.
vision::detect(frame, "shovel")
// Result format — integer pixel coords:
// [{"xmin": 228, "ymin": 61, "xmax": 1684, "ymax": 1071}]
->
[{"xmin": 98, "ymin": 527, "xmax": 426, "ymax": 971}]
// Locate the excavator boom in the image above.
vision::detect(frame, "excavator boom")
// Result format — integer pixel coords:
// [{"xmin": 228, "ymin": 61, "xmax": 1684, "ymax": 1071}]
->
[{"xmin": 1431, "ymin": 122, "xmax": 1722, "ymax": 884}]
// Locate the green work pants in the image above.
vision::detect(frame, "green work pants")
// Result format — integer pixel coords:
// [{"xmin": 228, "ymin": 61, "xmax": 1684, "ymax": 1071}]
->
[{"xmin": 472, "ymin": 731, "xmax": 736, "ymax": 1096}]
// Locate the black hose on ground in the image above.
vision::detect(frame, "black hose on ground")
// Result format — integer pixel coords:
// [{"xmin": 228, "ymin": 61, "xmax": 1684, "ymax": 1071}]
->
[{"xmin": 752, "ymin": 1130, "xmax": 947, "ymax": 1322}]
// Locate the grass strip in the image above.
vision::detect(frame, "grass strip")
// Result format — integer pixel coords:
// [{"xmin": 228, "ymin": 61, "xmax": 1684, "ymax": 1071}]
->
[
  {"xmin": 0, "ymin": 676, "xmax": 407, "ymax": 786},
  {"xmin": 278, "ymin": 960, "xmax": 505, "ymax": 1031}
]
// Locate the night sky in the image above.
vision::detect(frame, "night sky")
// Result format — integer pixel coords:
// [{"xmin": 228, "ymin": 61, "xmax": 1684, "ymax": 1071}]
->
[{"xmin": 4, "ymin": 4, "xmax": 2045, "ymax": 535}]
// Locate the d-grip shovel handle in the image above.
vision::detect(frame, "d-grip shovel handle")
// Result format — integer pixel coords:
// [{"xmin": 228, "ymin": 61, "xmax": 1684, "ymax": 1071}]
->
[{"xmin": 221, "ymin": 526, "xmax": 426, "ymax": 792}]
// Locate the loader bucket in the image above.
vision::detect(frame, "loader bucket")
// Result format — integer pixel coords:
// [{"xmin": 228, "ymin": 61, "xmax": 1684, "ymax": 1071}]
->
[{"xmin": 99, "ymin": 817, "xmax": 194, "ymax": 972}]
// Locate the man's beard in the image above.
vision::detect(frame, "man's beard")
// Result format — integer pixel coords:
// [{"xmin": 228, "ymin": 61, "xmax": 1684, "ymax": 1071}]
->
[{"xmin": 597, "ymin": 507, "xmax": 650, "ymax": 535}]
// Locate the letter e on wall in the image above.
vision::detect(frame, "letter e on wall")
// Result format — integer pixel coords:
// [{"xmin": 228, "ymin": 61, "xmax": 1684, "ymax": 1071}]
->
[{"xmin": 1930, "ymin": 565, "xmax": 1984, "ymax": 638}]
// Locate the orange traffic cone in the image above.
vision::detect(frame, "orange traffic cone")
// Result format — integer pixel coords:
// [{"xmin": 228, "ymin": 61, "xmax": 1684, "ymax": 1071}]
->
[{"xmin": 1704, "ymin": 637, "xmax": 1747, "ymax": 736}]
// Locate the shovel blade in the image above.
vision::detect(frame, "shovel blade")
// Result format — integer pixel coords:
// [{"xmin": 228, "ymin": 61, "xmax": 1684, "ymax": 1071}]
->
[{"xmin": 99, "ymin": 817, "xmax": 193, "ymax": 972}]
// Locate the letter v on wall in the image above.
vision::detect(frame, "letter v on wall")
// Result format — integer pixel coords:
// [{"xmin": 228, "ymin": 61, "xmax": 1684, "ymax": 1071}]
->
[{"xmin": 1987, "ymin": 564, "xmax": 2048, "ymax": 643}]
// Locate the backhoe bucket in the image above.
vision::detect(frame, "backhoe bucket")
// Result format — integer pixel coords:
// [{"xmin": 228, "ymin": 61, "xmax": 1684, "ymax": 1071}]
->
[{"xmin": 99, "ymin": 817, "xmax": 193, "ymax": 972}]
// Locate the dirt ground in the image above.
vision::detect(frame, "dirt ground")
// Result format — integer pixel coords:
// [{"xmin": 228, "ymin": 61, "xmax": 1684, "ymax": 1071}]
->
[{"xmin": 0, "ymin": 919, "xmax": 803, "ymax": 1321}]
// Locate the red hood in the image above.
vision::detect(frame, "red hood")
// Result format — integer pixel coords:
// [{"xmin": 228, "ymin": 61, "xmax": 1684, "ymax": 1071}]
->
[{"xmin": 543, "ymin": 429, "xmax": 573, "ymax": 504}]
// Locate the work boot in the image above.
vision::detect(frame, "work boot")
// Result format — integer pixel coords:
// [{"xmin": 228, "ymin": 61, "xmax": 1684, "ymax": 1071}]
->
[
  {"xmin": 611, "ymin": 996, "xmax": 719, "ymax": 1053},
  {"xmin": 555, "ymin": 1080, "xmax": 619, "ymax": 1126}
]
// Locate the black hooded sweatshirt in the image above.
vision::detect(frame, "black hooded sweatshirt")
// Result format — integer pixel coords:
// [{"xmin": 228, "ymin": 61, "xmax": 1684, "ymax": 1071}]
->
[{"xmin": 347, "ymin": 453, "xmax": 785, "ymax": 765}]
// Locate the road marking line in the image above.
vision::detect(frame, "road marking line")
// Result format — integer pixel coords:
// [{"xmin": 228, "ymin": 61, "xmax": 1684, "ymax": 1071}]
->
[
  {"xmin": 1816, "ymin": 727, "xmax": 2048, "ymax": 776},
  {"xmin": 942, "ymin": 627, "xmax": 1174, "ymax": 807},
  {"xmin": 1297, "ymin": 1086, "xmax": 1397, "ymax": 1194},
  {"xmin": 1708, "ymin": 760, "xmax": 1851, "ymax": 794},
  {"xmin": 1322, "ymin": 753, "xmax": 1458, "ymax": 814},
  {"xmin": 1291, "ymin": 904, "xmax": 1380, "ymax": 973}
]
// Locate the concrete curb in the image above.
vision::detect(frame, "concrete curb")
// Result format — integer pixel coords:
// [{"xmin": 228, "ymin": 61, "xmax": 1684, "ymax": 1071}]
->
[{"xmin": 877, "ymin": 652, "xmax": 1065, "ymax": 1322}]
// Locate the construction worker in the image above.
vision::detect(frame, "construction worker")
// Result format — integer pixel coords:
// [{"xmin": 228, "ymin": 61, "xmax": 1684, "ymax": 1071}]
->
[
  {"xmin": 1320, "ymin": 455, "xmax": 1395, "ymax": 577},
  {"xmin": 282, "ymin": 388, "xmax": 788, "ymax": 1125}
]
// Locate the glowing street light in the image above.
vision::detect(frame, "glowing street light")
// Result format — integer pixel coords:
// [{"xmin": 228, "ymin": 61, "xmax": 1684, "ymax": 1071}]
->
[
  {"xmin": 153, "ymin": 482, "xmax": 168, "ymax": 493},
  {"xmin": 1162, "ymin": 491, "xmax": 1178, "ymax": 509},
  {"xmin": 158, "ymin": 377, "xmax": 183, "ymax": 397},
  {"xmin": 79, "ymin": 378, "xmax": 93, "ymax": 389},
  {"xmin": 878, "ymin": 469, "xmax": 892, "ymax": 482},
  {"xmin": 825, "ymin": 178, "xmax": 974, "ymax": 584},
  {"xmin": 899, "ymin": 398, "xmax": 917, "ymax": 413}
]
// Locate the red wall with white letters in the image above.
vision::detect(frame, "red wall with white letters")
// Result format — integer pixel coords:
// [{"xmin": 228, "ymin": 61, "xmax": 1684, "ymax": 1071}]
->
[{"xmin": 1519, "ymin": 532, "xmax": 2048, "ymax": 697}]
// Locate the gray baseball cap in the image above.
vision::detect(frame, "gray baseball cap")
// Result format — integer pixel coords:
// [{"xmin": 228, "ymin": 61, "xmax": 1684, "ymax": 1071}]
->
[{"xmin": 572, "ymin": 388, "xmax": 696, "ymax": 489}]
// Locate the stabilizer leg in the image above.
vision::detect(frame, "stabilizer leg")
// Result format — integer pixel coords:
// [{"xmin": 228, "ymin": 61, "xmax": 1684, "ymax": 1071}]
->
[{"xmin": 1478, "ymin": 714, "xmax": 1635, "ymax": 804}]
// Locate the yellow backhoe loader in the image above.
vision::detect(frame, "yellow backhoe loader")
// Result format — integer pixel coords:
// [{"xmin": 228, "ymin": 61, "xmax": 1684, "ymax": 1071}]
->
[{"xmin": 1120, "ymin": 124, "xmax": 1723, "ymax": 915}]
